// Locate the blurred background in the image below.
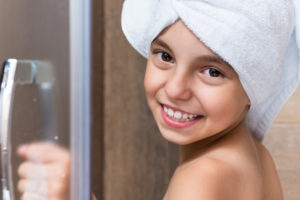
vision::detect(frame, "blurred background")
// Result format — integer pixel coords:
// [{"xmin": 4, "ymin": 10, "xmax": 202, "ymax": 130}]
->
[{"xmin": 265, "ymin": 87, "xmax": 300, "ymax": 200}]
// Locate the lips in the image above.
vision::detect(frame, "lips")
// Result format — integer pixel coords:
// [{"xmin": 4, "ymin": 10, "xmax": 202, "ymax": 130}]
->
[{"xmin": 161, "ymin": 104, "xmax": 202, "ymax": 128}]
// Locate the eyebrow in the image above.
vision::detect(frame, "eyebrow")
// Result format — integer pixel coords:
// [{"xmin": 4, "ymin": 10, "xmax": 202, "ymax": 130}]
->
[
  {"xmin": 152, "ymin": 38, "xmax": 173, "ymax": 53},
  {"xmin": 151, "ymin": 38, "xmax": 231, "ymax": 67}
]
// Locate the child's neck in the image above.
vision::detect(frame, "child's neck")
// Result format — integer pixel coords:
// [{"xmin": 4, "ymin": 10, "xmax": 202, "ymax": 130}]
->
[{"xmin": 178, "ymin": 120, "xmax": 254, "ymax": 165}]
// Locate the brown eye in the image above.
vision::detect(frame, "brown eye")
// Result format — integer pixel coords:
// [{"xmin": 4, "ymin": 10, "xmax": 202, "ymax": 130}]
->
[
  {"xmin": 159, "ymin": 52, "xmax": 173, "ymax": 62},
  {"xmin": 204, "ymin": 68, "xmax": 223, "ymax": 77}
]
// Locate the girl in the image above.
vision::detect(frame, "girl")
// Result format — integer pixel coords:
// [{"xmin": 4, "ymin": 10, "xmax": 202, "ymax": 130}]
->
[
  {"xmin": 121, "ymin": 0, "xmax": 300, "ymax": 199},
  {"xmin": 16, "ymin": 0, "xmax": 300, "ymax": 199},
  {"xmin": 143, "ymin": 19, "xmax": 280, "ymax": 199}
]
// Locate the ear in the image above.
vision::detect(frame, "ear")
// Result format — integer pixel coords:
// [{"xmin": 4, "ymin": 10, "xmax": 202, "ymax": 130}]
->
[
  {"xmin": 246, "ymin": 98, "xmax": 251, "ymax": 110},
  {"xmin": 246, "ymin": 96, "xmax": 251, "ymax": 107}
]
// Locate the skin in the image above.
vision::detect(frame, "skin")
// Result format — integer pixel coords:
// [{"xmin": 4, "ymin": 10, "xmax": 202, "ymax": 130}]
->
[
  {"xmin": 16, "ymin": 19, "xmax": 283, "ymax": 200},
  {"xmin": 17, "ymin": 142, "xmax": 70, "ymax": 200},
  {"xmin": 17, "ymin": 142, "xmax": 98, "ymax": 200},
  {"xmin": 144, "ymin": 20, "xmax": 283, "ymax": 200}
]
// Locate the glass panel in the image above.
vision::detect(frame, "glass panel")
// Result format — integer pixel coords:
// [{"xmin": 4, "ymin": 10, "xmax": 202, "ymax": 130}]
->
[
  {"xmin": 0, "ymin": 59, "xmax": 67, "ymax": 199},
  {"xmin": 0, "ymin": 0, "xmax": 92, "ymax": 198},
  {"xmin": 0, "ymin": 0, "xmax": 74, "ymax": 199}
]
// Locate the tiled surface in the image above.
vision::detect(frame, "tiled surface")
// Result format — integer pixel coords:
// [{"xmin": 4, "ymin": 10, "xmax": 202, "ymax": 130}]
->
[{"xmin": 264, "ymin": 86, "xmax": 300, "ymax": 200}]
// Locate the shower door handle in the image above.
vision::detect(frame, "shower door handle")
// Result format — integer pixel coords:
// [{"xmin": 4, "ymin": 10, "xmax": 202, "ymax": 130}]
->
[{"xmin": 0, "ymin": 59, "xmax": 53, "ymax": 200}]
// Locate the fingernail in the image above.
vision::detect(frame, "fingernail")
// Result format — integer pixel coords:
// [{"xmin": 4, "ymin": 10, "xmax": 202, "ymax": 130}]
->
[{"xmin": 17, "ymin": 144, "xmax": 28, "ymax": 155}]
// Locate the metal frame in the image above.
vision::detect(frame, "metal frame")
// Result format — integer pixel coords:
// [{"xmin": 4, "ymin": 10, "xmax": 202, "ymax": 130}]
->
[
  {"xmin": 70, "ymin": 0, "xmax": 91, "ymax": 199},
  {"xmin": 0, "ymin": 59, "xmax": 17, "ymax": 200}
]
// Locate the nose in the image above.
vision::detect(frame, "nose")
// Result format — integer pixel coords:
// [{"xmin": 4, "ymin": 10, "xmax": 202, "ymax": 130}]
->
[{"xmin": 164, "ymin": 69, "xmax": 192, "ymax": 100}]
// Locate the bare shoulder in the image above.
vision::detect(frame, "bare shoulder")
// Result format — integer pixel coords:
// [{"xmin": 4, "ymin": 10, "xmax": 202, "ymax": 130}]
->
[
  {"xmin": 164, "ymin": 157, "xmax": 261, "ymax": 200},
  {"xmin": 255, "ymin": 141, "xmax": 284, "ymax": 200}
]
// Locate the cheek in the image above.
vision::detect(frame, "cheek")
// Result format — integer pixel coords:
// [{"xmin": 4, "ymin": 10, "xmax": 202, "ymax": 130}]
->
[
  {"xmin": 199, "ymin": 84, "xmax": 248, "ymax": 124},
  {"xmin": 144, "ymin": 63, "xmax": 164, "ymax": 101}
]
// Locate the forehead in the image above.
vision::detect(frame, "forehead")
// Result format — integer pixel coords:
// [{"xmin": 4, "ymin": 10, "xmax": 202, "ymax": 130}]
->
[
  {"xmin": 151, "ymin": 20, "xmax": 233, "ymax": 69},
  {"xmin": 152, "ymin": 37, "xmax": 231, "ymax": 67}
]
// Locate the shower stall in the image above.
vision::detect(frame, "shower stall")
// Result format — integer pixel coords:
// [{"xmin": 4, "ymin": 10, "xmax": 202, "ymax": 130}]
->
[{"xmin": 0, "ymin": 0, "xmax": 91, "ymax": 199}]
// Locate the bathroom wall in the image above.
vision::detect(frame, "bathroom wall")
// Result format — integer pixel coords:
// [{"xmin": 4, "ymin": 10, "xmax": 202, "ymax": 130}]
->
[
  {"xmin": 264, "ymin": 86, "xmax": 300, "ymax": 200},
  {"xmin": 91, "ymin": 0, "xmax": 178, "ymax": 199}
]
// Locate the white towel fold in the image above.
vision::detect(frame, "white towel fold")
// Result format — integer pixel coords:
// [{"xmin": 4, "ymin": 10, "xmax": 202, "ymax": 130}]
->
[{"xmin": 121, "ymin": 0, "xmax": 300, "ymax": 140}]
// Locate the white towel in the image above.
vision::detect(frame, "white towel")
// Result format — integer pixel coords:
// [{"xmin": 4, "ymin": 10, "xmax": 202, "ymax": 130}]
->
[{"xmin": 121, "ymin": 0, "xmax": 300, "ymax": 140}]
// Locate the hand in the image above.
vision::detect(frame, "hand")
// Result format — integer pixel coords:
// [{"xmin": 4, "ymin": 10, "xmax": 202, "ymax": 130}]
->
[
  {"xmin": 17, "ymin": 142, "xmax": 70, "ymax": 200},
  {"xmin": 92, "ymin": 194, "xmax": 98, "ymax": 200}
]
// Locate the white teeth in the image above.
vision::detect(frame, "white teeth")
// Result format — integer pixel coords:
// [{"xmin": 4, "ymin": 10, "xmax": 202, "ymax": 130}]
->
[
  {"xmin": 163, "ymin": 105, "xmax": 199, "ymax": 122},
  {"xmin": 167, "ymin": 108, "xmax": 174, "ymax": 117},
  {"xmin": 164, "ymin": 106, "xmax": 168, "ymax": 113},
  {"xmin": 174, "ymin": 111, "xmax": 182, "ymax": 119},
  {"xmin": 182, "ymin": 114, "xmax": 188, "ymax": 120}
]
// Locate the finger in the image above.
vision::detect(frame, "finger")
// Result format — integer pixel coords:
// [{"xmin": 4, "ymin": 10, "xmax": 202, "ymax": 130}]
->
[
  {"xmin": 18, "ymin": 179, "xmax": 47, "ymax": 195},
  {"xmin": 18, "ymin": 161, "xmax": 69, "ymax": 183},
  {"xmin": 20, "ymin": 192, "xmax": 46, "ymax": 200},
  {"xmin": 92, "ymin": 194, "xmax": 98, "ymax": 200},
  {"xmin": 18, "ymin": 162, "xmax": 47, "ymax": 179},
  {"xmin": 19, "ymin": 179, "xmax": 69, "ymax": 199},
  {"xmin": 17, "ymin": 142, "xmax": 69, "ymax": 163}
]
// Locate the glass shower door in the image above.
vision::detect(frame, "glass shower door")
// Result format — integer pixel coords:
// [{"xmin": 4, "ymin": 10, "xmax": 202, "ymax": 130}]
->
[{"xmin": 0, "ymin": 0, "xmax": 91, "ymax": 199}]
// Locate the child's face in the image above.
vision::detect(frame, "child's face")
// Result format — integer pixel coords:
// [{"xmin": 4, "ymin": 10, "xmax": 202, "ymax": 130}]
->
[{"xmin": 144, "ymin": 20, "xmax": 250, "ymax": 145}]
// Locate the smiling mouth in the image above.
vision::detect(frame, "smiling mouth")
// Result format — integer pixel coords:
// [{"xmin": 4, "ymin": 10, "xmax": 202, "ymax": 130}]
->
[{"xmin": 162, "ymin": 104, "xmax": 202, "ymax": 122}]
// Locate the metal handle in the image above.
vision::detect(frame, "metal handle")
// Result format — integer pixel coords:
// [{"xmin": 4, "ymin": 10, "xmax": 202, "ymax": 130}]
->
[{"xmin": 0, "ymin": 59, "xmax": 53, "ymax": 200}]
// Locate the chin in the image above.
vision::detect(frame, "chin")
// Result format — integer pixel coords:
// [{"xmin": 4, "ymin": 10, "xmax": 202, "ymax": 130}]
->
[{"xmin": 158, "ymin": 128, "xmax": 198, "ymax": 145}]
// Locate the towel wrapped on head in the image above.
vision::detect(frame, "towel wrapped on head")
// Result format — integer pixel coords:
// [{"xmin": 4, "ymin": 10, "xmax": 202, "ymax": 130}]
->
[{"xmin": 121, "ymin": 0, "xmax": 300, "ymax": 140}]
